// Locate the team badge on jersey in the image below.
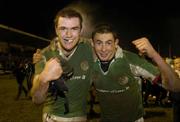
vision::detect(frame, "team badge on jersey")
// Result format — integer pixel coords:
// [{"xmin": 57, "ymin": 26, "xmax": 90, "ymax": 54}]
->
[
  {"xmin": 118, "ymin": 76, "xmax": 129, "ymax": 85},
  {"xmin": 81, "ymin": 60, "xmax": 89, "ymax": 71}
]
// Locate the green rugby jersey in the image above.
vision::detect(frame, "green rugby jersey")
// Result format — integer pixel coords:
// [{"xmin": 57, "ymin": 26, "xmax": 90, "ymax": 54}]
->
[
  {"xmin": 35, "ymin": 38, "xmax": 93, "ymax": 117},
  {"xmin": 92, "ymin": 47, "xmax": 160, "ymax": 122}
]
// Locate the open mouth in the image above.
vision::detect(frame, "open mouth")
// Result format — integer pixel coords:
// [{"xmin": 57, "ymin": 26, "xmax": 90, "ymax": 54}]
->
[
  {"xmin": 100, "ymin": 53, "xmax": 108, "ymax": 58},
  {"xmin": 64, "ymin": 39, "xmax": 73, "ymax": 43}
]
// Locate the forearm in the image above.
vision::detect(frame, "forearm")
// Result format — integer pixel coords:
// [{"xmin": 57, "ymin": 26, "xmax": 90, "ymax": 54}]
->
[
  {"xmin": 31, "ymin": 74, "xmax": 49, "ymax": 104},
  {"xmin": 152, "ymin": 52, "xmax": 180, "ymax": 92}
]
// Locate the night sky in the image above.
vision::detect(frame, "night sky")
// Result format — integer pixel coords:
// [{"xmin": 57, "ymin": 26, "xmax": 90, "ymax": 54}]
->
[{"xmin": 1, "ymin": 0, "xmax": 180, "ymax": 57}]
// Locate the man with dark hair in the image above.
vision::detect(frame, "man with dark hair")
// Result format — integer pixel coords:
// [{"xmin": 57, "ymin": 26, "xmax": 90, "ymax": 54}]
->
[
  {"xmin": 31, "ymin": 8, "xmax": 93, "ymax": 122},
  {"xmin": 90, "ymin": 24, "xmax": 180, "ymax": 122}
]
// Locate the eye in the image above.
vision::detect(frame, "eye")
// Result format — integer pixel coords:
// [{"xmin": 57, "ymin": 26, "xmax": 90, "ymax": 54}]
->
[
  {"xmin": 57, "ymin": 27, "xmax": 66, "ymax": 31},
  {"xmin": 95, "ymin": 40, "xmax": 102, "ymax": 45},
  {"xmin": 72, "ymin": 27, "xmax": 80, "ymax": 31},
  {"xmin": 106, "ymin": 40, "xmax": 113, "ymax": 45}
]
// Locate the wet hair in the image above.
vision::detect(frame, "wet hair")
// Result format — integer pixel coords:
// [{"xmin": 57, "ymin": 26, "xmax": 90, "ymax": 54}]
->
[
  {"xmin": 54, "ymin": 8, "xmax": 83, "ymax": 29},
  {"xmin": 92, "ymin": 23, "xmax": 118, "ymax": 40}
]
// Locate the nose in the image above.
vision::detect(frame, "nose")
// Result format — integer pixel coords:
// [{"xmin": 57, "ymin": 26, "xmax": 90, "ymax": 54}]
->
[
  {"xmin": 66, "ymin": 29, "xmax": 72, "ymax": 37},
  {"xmin": 101, "ymin": 44, "xmax": 106, "ymax": 52}
]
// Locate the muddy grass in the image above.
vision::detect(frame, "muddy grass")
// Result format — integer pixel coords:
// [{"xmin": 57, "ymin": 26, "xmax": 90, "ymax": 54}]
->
[{"xmin": 0, "ymin": 74, "xmax": 42, "ymax": 122}]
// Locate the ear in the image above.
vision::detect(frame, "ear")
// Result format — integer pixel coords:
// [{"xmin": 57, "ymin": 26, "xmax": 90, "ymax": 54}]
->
[
  {"xmin": 80, "ymin": 27, "xmax": 83, "ymax": 35},
  {"xmin": 115, "ymin": 38, "xmax": 119, "ymax": 48},
  {"xmin": 90, "ymin": 39, "xmax": 94, "ymax": 47}
]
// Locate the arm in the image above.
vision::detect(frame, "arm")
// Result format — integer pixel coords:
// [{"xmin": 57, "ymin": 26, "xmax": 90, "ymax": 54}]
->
[
  {"xmin": 132, "ymin": 37, "xmax": 180, "ymax": 92},
  {"xmin": 30, "ymin": 74, "xmax": 49, "ymax": 104},
  {"xmin": 31, "ymin": 57, "xmax": 63, "ymax": 104}
]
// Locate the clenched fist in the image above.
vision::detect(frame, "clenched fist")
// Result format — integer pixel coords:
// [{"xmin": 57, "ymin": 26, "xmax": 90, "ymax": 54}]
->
[{"xmin": 132, "ymin": 37, "xmax": 158, "ymax": 58}]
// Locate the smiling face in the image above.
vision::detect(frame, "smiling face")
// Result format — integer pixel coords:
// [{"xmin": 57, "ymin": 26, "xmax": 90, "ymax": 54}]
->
[
  {"xmin": 92, "ymin": 32, "xmax": 119, "ymax": 62},
  {"xmin": 55, "ymin": 17, "xmax": 81, "ymax": 55}
]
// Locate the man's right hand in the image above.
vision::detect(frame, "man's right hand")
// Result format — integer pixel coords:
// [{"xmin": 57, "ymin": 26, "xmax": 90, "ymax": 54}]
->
[
  {"xmin": 39, "ymin": 57, "xmax": 63, "ymax": 84},
  {"xmin": 33, "ymin": 49, "xmax": 42, "ymax": 64}
]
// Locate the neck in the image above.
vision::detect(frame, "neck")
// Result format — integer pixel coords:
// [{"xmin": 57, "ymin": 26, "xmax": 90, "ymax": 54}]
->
[
  {"xmin": 62, "ymin": 49, "xmax": 74, "ymax": 57},
  {"xmin": 100, "ymin": 57, "xmax": 114, "ymax": 64},
  {"xmin": 57, "ymin": 41, "xmax": 76, "ymax": 58},
  {"xmin": 100, "ymin": 57, "xmax": 114, "ymax": 72}
]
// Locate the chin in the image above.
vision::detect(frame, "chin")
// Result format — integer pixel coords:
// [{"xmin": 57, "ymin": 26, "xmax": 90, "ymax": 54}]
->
[
  {"xmin": 65, "ymin": 48, "xmax": 74, "ymax": 52},
  {"xmin": 99, "ymin": 58, "xmax": 108, "ymax": 62},
  {"xmin": 64, "ymin": 45, "xmax": 74, "ymax": 50}
]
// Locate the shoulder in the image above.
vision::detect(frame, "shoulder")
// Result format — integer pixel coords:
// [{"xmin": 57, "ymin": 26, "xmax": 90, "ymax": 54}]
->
[
  {"xmin": 41, "ymin": 41, "xmax": 56, "ymax": 54},
  {"xmin": 39, "ymin": 39, "xmax": 59, "ymax": 58},
  {"xmin": 78, "ymin": 37, "xmax": 92, "ymax": 50},
  {"xmin": 79, "ymin": 37, "xmax": 91, "ymax": 45},
  {"xmin": 122, "ymin": 50, "xmax": 147, "ymax": 64},
  {"xmin": 123, "ymin": 50, "xmax": 139, "ymax": 57}
]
